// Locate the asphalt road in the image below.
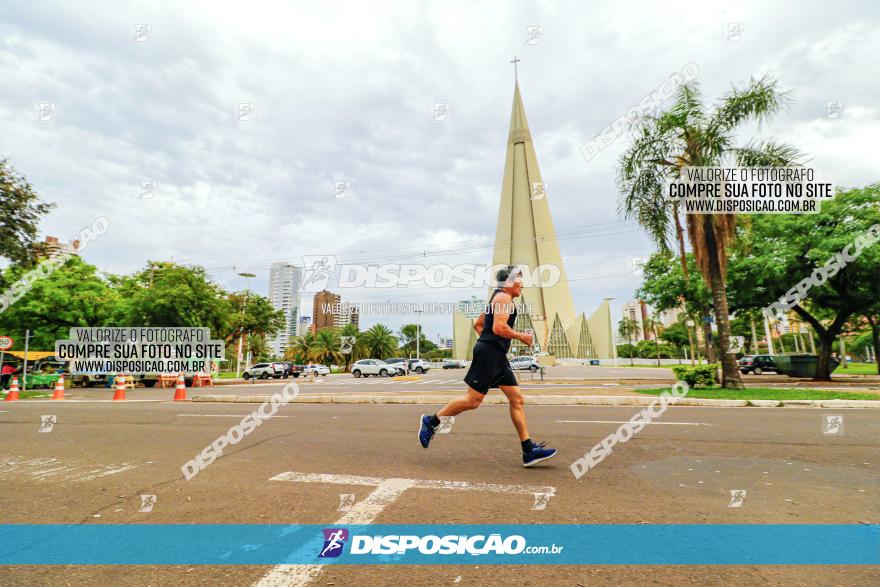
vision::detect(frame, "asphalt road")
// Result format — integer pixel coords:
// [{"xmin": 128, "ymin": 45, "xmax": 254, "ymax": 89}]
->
[{"xmin": 1, "ymin": 398, "xmax": 877, "ymax": 586}]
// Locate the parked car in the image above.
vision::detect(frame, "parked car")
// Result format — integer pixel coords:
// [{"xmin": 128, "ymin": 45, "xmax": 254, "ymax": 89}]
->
[
  {"xmin": 385, "ymin": 357, "xmax": 431, "ymax": 374},
  {"xmin": 281, "ymin": 362, "xmax": 304, "ymax": 378},
  {"xmin": 351, "ymin": 359, "xmax": 402, "ymax": 378},
  {"xmin": 302, "ymin": 364, "xmax": 330, "ymax": 376},
  {"xmin": 442, "ymin": 360, "xmax": 464, "ymax": 369},
  {"xmin": 738, "ymin": 355, "xmax": 779, "ymax": 375},
  {"xmin": 509, "ymin": 356, "xmax": 540, "ymax": 372},
  {"xmin": 380, "ymin": 358, "xmax": 409, "ymax": 375},
  {"xmin": 243, "ymin": 363, "xmax": 281, "ymax": 380}
]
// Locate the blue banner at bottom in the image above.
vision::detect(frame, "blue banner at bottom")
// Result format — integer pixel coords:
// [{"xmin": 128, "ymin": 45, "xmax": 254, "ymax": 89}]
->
[{"xmin": 0, "ymin": 524, "xmax": 877, "ymax": 565}]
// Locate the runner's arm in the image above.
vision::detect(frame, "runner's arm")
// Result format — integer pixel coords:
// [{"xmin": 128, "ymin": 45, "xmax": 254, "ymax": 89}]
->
[{"xmin": 474, "ymin": 313, "xmax": 485, "ymax": 335}]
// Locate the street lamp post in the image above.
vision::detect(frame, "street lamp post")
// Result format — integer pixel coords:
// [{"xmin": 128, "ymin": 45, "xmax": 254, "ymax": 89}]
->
[
  {"xmin": 604, "ymin": 298, "xmax": 617, "ymax": 367},
  {"xmin": 686, "ymin": 319, "xmax": 696, "ymax": 366},
  {"xmin": 415, "ymin": 310, "xmax": 423, "ymax": 360},
  {"xmin": 236, "ymin": 272, "xmax": 256, "ymax": 377}
]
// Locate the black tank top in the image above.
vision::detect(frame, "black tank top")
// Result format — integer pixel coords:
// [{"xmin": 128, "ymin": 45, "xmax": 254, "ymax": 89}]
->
[{"xmin": 477, "ymin": 289, "xmax": 518, "ymax": 352}]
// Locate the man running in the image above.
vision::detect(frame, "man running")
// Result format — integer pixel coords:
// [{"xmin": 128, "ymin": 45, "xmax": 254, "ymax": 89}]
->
[{"xmin": 418, "ymin": 267, "xmax": 557, "ymax": 467}]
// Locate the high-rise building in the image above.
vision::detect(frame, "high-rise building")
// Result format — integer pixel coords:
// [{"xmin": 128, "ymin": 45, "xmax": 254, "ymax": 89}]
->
[
  {"xmin": 267, "ymin": 262, "xmax": 303, "ymax": 357},
  {"xmin": 456, "ymin": 296, "xmax": 485, "ymax": 319},
  {"xmin": 622, "ymin": 300, "xmax": 646, "ymax": 343},
  {"xmin": 35, "ymin": 236, "xmax": 80, "ymax": 258},
  {"xmin": 298, "ymin": 316, "xmax": 311, "ymax": 336},
  {"xmin": 333, "ymin": 305, "xmax": 359, "ymax": 329},
  {"xmin": 312, "ymin": 290, "xmax": 341, "ymax": 331},
  {"xmin": 452, "ymin": 80, "xmax": 613, "ymax": 359}
]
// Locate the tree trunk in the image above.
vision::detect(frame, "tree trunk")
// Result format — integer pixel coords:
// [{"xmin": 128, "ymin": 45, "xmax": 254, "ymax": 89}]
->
[
  {"xmin": 701, "ymin": 317, "xmax": 716, "ymax": 363},
  {"xmin": 791, "ymin": 305, "xmax": 853, "ymax": 381},
  {"xmin": 701, "ymin": 217, "xmax": 742, "ymax": 389},
  {"xmin": 867, "ymin": 315, "xmax": 880, "ymax": 375},
  {"xmin": 708, "ymin": 271, "xmax": 743, "ymax": 388},
  {"xmin": 816, "ymin": 335, "xmax": 834, "ymax": 380}
]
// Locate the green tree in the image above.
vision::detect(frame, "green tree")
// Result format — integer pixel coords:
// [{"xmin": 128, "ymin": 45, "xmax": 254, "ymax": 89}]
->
[
  {"xmin": 0, "ymin": 256, "xmax": 117, "ymax": 348},
  {"xmin": 636, "ymin": 252, "xmax": 712, "ymax": 359},
  {"xmin": 618, "ymin": 317, "xmax": 639, "ymax": 365},
  {"xmin": 398, "ymin": 324, "xmax": 436, "ymax": 356},
  {"xmin": 311, "ymin": 328, "xmax": 342, "ymax": 367},
  {"xmin": 286, "ymin": 331, "xmax": 316, "ymax": 363},
  {"xmin": 619, "ymin": 76, "xmax": 802, "ymax": 388},
  {"xmin": 660, "ymin": 321, "xmax": 690, "ymax": 356},
  {"xmin": 339, "ymin": 323, "xmax": 368, "ymax": 372},
  {"xmin": 116, "ymin": 262, "xmax": 232, "ymax": 337},
  {"xmin": 727, "ymin": 184, "xmax": 880, "ymax": 379},
  {"xmin": 360, "ymin": 324, "xmax": 398, "ymax": 359},
  {"xmin": 223, "ymin": 292, "xmax": 285, "ymax": 348},
  {"xmin": 0, "ymin": 159, "xmax": 55, "ymax": 268}
]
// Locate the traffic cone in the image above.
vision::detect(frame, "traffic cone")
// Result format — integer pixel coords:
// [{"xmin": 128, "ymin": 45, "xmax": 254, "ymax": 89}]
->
[
  {"xmin": 5, "ymin": 376, "xmax": 20, "ymax": 401},
  {"xmin": 173, "ymin": 372, "xmax": 186, "ymax": 401},
  {"xmin": 112, "ymin": 374, "xmax": 126, "ymax": 400},
  {"xmin": 52, "ymin": 374, "xmax": 65, "ymax": 400}
]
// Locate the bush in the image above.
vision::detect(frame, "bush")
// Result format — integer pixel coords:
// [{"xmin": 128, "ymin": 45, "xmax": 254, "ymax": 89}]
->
[{"xmin": 671, "ymin": 364, "xmax": 719, "ymax": 387}]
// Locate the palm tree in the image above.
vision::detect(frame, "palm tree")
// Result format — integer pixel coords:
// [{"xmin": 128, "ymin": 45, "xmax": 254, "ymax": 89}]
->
[
  {"xmin": 360, "ymin": 324, "xmax": 399, "ymax": 359},
  {"xmin": 618, "ymin": 76, "xmax": 802, "ymax": 388},
  {"xmin": 339, "ymin": 323, "xmax": 367, "ymax": 372},
  {"xmin": 618, "ymin": 317, "xmax": 639, "ymax": 366},
  {"xmin": 285, "ymin": 331, "xmax": 316, "ymax": 363},
  {"xmin": 311, "ymin": 328, "xmax": 342, "ymax": 367}
]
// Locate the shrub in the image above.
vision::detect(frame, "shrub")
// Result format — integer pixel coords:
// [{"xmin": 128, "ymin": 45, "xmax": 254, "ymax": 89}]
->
[{"xmin": 671, "ymin": 364, "xmax": 719, "ymax": 387}]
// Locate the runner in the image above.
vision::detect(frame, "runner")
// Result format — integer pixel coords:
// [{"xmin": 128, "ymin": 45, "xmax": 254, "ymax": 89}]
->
[{"xmin": 418, "ymin": 267, "xmax": 557, "ymax": 467}]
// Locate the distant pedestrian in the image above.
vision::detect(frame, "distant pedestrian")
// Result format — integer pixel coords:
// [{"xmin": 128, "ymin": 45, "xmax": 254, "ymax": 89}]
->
[{"xmin": 1, "ymin": 363, "xmax": 16, "ymax": 390}]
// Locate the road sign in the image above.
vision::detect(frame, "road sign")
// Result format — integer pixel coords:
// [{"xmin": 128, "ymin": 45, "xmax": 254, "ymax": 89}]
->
[
  {"xmin": 0, "ymin": 337, "xmax": 13, "ymax": 350},
  {"xmin": 339, "ymin": 336, "xmax": 355, "ymax": 355}
]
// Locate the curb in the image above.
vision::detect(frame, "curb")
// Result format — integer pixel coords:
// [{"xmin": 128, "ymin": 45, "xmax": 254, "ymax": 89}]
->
[{"xmin": 190, "ymin": 394, "xmax": 880, "ymax": 408}]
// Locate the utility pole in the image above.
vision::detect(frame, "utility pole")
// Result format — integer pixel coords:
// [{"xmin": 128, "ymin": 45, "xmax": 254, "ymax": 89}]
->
[
  {"xmin": 415, "ymin": 310, "xmax": 423, "ymax": 360},
  {"xmin": 763, "ymin": 314, "xmax": 775, "ymax": 356},
  {"xmin": 22, "ymin": 329, "xmax": 30, "ymax": 391},
  {"xmin": 236, "ymin": 272, "xmax": 256, "ymax": 376}
]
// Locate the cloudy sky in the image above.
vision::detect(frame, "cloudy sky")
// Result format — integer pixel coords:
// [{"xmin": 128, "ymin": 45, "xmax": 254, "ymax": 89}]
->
[{"xmin": 2, "ymin": 0, "xmax": 878, "ymax": 341}]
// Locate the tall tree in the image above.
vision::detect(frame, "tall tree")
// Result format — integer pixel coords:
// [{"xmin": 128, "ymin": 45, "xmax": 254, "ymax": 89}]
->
[
  {"xmin": 311, "ymin": 328, "xmax": 342, "ymax": 367},
  {"xmin": 286, "ymin": 331, "xmax": 317, "ymax": 363},
  {"xmin": 618, "ymin": 76, "xmax": 802, "ymax": 388},
  {"xmin": 0, "ymin": 256, "xmax": 117, "ymax": 348},
  {"xmin": 339, "ymin": 323, "xmax": 368, "ymax": 372},
  {"xmin": 617, "ymin": 317, "xmax": 639, "ymax": 365},
  {"xmin": 0, "ymin": 159, "xmax": 55, "ymax": 268},
  {"xmin": 360, "ymin": 324, "xmax": 398, "ymax": 359},
  {"xmin": 727, "ymin": 184, "xmax": 880, "ymax": 379}
]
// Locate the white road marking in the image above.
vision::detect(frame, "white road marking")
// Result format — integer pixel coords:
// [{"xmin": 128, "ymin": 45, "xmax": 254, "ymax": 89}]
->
[
  {"xmin": 0, "ymin": 457, "xmax": 138, "ymax": 481},
  {"xmin": 556, "ymin": 420, "xmax": 712, "ymax": 426},
  {"xmin": 256, "ymin": 472, "xmax": 556, "ymax": 586},
  {"xmin": 176, "ymin": 414, "xmax": 292, "ymax": 418}
]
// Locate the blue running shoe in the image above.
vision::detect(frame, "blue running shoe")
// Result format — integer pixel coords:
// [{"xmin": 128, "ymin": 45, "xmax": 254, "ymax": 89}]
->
[
  {"xmin": 522, "ymin": 441, "xmax": 557, "ymax": 467},
  {"xmin": 418, "ymin": 414, "xmax": 437, "ymax": 448}
]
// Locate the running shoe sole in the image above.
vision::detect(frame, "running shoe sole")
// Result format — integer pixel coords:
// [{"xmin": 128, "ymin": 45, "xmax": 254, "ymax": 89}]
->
[{"xmin": 523, "ymin": 450, "xmax": 558, "ymax": 467}]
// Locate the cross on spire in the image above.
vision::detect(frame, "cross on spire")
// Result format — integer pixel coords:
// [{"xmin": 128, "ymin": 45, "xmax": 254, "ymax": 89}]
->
[{"xmin": 510, "ymin": 56, "xmax": 521, "ymax": 82}]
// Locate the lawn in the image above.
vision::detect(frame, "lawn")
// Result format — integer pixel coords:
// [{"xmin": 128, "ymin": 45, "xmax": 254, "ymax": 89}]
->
[
  {"xmin": 635, "ymin": 386, "xmax": 879, "ymax": 401},
  {"xmin": 833, "ymin": 362, "xmax": 880, "ymax": 375}
]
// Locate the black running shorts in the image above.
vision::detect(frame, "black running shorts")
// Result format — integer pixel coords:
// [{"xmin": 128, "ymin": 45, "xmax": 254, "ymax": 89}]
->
[{"xmin": 463, "ymin": 341, "xmax": 518, "ymax": 394}]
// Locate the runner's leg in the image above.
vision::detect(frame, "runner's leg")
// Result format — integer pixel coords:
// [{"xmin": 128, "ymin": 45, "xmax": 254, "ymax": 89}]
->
[
  {"xmin": 437, "ymin": 387, "xmax": 485, "ymax": 417},
  {"xmin": 499, "ymin": 384, "xmax": 529, "ymax": 441}
]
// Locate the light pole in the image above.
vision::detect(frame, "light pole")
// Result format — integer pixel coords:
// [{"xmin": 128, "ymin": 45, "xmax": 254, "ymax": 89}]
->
[
  {"xmin": 415, "ymin": 310, "xmax": 423, "ymax": 360},
  {"xmin": 686, "ymin": 319, "xmax": 696, "ymax": 366},
  {"xmin": 604, "ymin": 298, "xmax": 617, "ymax": 367},
  {"xmin": 236, "ymin": 272, "xmax": 256, "ymax": 377}
]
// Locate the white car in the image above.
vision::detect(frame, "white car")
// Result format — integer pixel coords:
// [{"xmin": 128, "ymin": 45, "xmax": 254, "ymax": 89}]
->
[
  {"xmin": 509, "ymin": 356, "xmax": 540, "ymax": 372},
  {"xmin": 302, "ymin": 364, "xmax": 330, "ymax": 376},
  {"xmin": 351, "ymin": 359, "xmax": 402, "ymax": 378}
]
